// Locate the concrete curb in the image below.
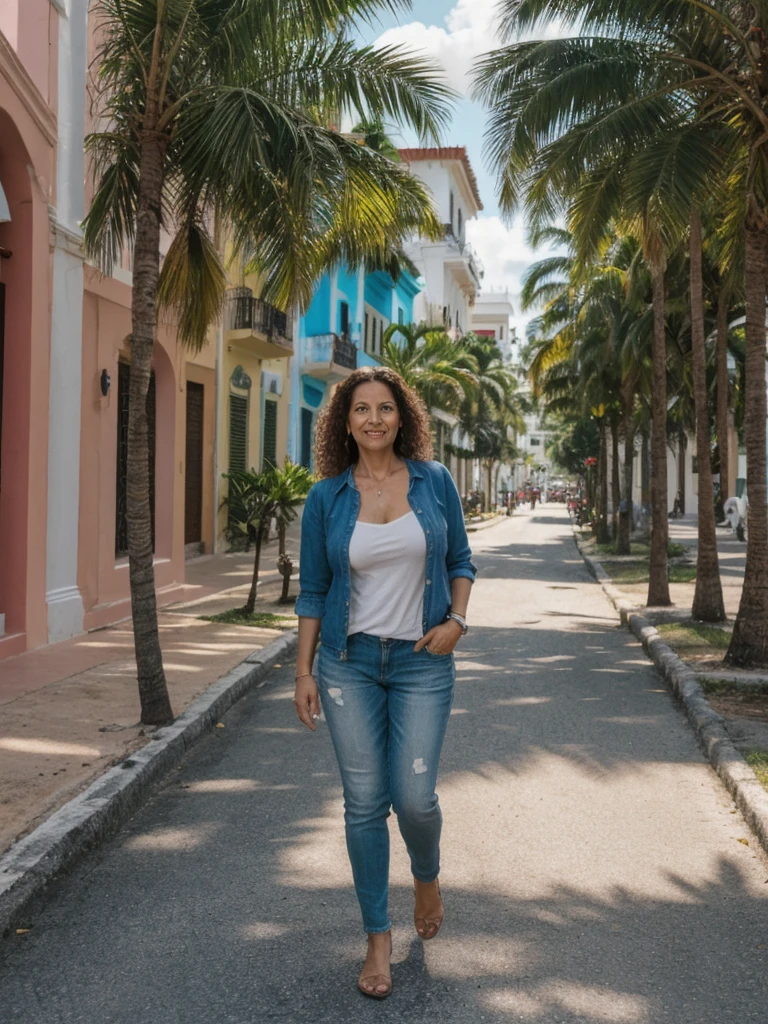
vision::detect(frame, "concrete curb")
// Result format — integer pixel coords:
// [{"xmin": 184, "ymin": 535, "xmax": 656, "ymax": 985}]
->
[
  {"xmin": 0, "ymin": 629, "xmax": 298, "ymax": 938},
  {"xmin": 573, "ymin": 529, "xmax": 768, "ymax": 859},
  {"xmin": 465, "ymin": 513, "xmax": 509, "ymax": 533}
]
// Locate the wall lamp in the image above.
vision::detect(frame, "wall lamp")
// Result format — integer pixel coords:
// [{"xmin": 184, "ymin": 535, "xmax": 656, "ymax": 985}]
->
[{"xmin": 100, "ymin": 369, "xmax": 111, "ymax": 396}]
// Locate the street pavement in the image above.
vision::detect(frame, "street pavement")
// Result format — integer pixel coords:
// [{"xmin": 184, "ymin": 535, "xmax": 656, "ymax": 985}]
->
[{"xmin": 1, "ymin": 506, "xmax": 767, "ymax": 1023}]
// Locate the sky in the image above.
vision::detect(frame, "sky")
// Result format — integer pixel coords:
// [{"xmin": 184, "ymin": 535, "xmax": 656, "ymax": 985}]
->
[{"xmin": 355, "ymin": 0, "xmax": 560, "ymax": 342}]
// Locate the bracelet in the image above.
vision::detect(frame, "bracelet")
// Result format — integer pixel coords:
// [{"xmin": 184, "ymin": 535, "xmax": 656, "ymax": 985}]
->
[{"xmin": 295, "ymin": 673, "xmax": 314, "ymax": 681}]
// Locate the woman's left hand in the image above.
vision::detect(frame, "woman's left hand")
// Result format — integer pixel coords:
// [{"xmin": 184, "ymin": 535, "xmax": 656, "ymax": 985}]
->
[{"xmin": 414, "ymin": 619, "xmax": 463, "ymax": 656}]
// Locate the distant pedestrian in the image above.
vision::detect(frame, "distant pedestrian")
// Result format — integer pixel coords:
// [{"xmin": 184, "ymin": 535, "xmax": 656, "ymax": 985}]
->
[{"xmin": 294, "ymin": 366, "xmax": 476, "ymax": 1000}]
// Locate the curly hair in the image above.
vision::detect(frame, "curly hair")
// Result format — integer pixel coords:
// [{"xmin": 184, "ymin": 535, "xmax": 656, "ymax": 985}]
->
[{"xmin": 313, "ymin": 367, "xmax": 433, "ymax": 479}]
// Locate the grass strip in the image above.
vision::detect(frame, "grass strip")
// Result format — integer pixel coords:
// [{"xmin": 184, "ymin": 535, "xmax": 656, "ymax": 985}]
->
[
  {"xmin": 200, "ymin": 609, "xmax": 296, "ymax": 628},
  {"xmin": 744, "ymin": 749, "xmax": 768, "ymax": 791},
  {"xmin": 595, "ymin": 541, "xmax": 686, "ymax": 558},
  {"xmin": 656, "ymin": 622, "xmax": 731, "ymax": 651},
  {"xmin": 601, "ymin": 561, "xmax": 697, "ymax": 585}
]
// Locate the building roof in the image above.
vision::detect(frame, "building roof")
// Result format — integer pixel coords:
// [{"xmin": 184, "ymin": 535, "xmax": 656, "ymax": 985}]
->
[{"xmin": 398, "ymin": 147, "xmax": 483, "ymax": 213}]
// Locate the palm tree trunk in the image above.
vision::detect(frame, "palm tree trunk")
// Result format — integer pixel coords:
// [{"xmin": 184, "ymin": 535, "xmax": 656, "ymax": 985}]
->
[
  {"xmin": 244, "ymin": 525, "xmax": 266, "ymax": 615},
  {"xmin": 279, "ymin": 521, "xmax": 292, "ymax": 603},
  {"xmin": 647, "ymin": 256, "xmax": 671, "ymax": 607},
  {"xmin": 690, "ymin": 207, "xmax": 725, "ymax": 622},
  {"xmin": 617, "ymin": 378, "xmax": 635, "ymax": 556},
  {"xmin": 597, "ymin": 419, "xmax": 610, "ymax": 544},
  {"xmin": 127, "ymin": 49, "xmax": 173, "ymax": 725},
  {"xmin": 677, "ymin": 429, "xmax": 686, "ymax": 515},
  {"xmin": 611, "ymin": 414, "xmax": 620, "ymax": 540},
  {"xmin": 726, "ymin": 225, "xmax": 768, "ymax": 665},
  {"xmin": 715, "ymin": 285, "xmax": 730, "ymax": 519}
]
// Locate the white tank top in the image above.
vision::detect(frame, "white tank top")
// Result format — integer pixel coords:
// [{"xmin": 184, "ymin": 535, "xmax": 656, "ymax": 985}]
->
[{"xmin": 347, "ymin": 511, "xmax": 426, "ymax": 640}]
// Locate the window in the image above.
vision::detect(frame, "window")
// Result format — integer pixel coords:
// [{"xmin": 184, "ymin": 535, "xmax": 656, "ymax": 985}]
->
[
  {"xmin": 340, "ymin": 301, "xmax": 350, "ymax": 338},
  {"xmin": 262, "ymin": 398, "xmax": 278, "ymax": 469},
  {"xmin": 364, "ymin": 311, "xmax": 369, "ymax": 350},
  {"xmin": 499, "ymin": 325, "xmax": 504, "ymax": 340},
  {"xmin": 229, "ymin": 393, "xmax": 248, "ymax": 472},
  {"xmin": 530, "ymin": 437, "xmax": 541, "ymax": 447},
  {"xmin": 300, "ymin": 407, "xmax": 313, "ymax": 469},
  {"xmin": 398, "ymin": 307, "xmax": 404, "ymax": 325},
  {"xmin": 457, "ymin": 208, "xmax": 463, "ymax": 238},
  {"xmin": 449, "ymin": 191, "xmax": 454, "ymax": 232},
  {"xmin": 371, "ymin": 318, "xmax": 377, "ymax": 354}
]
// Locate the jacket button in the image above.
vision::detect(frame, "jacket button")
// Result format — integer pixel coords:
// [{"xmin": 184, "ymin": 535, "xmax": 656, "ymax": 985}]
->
[
  {"xmin": 426, "ymin": 529, "xmax": 430, "ymax": 534},
  {"xmin": 417, "ymin": 508, "xmax": 423, "ymax": 513},
  {"xmin": 426, "ymin": 579, "xmax": 432, "ymax": 585},
  {"xmin": 345, "ymin": 601, "xmax": 349, "ymax": 606}
]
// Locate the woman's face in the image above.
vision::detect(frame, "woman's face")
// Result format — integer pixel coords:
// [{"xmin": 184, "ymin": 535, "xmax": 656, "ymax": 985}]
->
[{"xmin": 347, "ymin": 380, "xmax": 401, "ymax": 456}]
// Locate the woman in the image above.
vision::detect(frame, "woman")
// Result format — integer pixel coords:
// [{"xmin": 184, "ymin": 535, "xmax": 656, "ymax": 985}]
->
[{"xmin": 294, "ymin": 366, "xmax": 475, "ymax": 999}]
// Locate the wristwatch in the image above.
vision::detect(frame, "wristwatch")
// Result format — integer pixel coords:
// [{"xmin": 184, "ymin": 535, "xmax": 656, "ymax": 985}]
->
[{"xmin": 446, "ymin": 612, "xmax": 468, "ymax": 635}]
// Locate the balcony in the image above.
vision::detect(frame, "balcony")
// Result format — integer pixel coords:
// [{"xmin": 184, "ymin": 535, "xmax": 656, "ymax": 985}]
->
[
  {"xmin": 441, "ymin": 226, "xmax": 484, "ymax": 292},
  {"xmin": 225, "ymin": 287, "xmax": 293, "ymax": 358},
  {"xmin": 303, "ymin": 333, "xmax": 358, "ymax": 382}
]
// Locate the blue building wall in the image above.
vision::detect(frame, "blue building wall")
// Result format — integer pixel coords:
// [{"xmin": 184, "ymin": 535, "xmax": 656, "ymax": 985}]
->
[{"xmin": 287, "ymin": 264, "xmax": 423, "ymax": 468}]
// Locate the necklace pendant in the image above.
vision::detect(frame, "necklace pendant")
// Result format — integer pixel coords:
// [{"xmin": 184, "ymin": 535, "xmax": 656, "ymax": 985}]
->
[{"xmin": 377, "ymin": 489, "xmax": 382, "ymax": 499}]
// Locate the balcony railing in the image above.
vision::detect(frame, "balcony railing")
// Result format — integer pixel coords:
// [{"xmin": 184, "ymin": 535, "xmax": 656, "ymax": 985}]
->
[
  {"xmin": 226, "ymin": 287, "xmax": 293, "ymax": 342},
  {"xmin": 305, "ymin": 333, "xmax": 358, "ymax": 370},
  {"xmin": 441, "ymin": 225, "xmax": 485, "ymax": 283}
]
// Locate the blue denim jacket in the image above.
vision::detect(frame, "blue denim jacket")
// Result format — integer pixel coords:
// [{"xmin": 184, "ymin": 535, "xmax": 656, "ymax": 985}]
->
[{"xmin": 295, "ymin": 459, "xmax": 477, "ymax": 658}]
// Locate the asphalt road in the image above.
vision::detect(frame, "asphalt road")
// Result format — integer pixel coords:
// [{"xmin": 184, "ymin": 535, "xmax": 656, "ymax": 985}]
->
[{"xmin": 2, "ymin": 507, "xmax": 767, "ymax": 1023}]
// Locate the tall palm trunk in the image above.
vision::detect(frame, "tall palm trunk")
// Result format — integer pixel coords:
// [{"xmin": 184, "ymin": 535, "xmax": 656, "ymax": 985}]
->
[
  {"xmin": 690, "ymin": 208, "xmax": 725, "ymax": 622},
  {"xmin": 715, "ymin": 285, "xmax": 730, "ymax": 518},
  {"xmin": 677, "ymin": 429, "xmax": 686, "ymax": 514},
  {"xmin": 647, "ymin": 256, "xmax": 671, "ymax": 607},
  {"xmin": 128, "ymin": 46, "xmax": 173, "ymax": 725},
  {"xmin": 597, "ymin": 419, "xmax": 610, "ymax": 544},
  {"xmin": 610, "ymin": 414, "xmax": 620, "ymax": 540},
  {"xmin": 726, "ymin": 225, "xmax": 768, "ymax": 665},
  {"xmin": 617, "ymin": 377, "xmax": 635, "ymax": 556}
]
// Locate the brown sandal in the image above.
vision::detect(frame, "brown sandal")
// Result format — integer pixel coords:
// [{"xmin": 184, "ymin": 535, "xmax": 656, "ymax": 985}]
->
[
  {"xmin": 358, "ymin": 933, "xmax": 392, "ymax": 999},
  {"xmin": 414, "ymin": 878, "xmax": 444, "ymax": 940}
]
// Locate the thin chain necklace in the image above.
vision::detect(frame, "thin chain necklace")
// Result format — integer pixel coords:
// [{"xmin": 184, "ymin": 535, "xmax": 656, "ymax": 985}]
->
[{"xmin": 357, "ymin": 460, "xmax": 404, "ymax": 500}]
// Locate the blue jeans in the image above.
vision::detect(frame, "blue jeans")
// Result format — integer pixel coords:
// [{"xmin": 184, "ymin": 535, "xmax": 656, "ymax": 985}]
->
[{"xmin": 317, "ymin": 632, "xmax": 455, "ymax": 933}]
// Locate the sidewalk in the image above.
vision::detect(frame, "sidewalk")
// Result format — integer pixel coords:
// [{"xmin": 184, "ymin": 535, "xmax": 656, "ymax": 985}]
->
[
  {"xmin": 574, "ymin": 514, "xmax": 768, "ymax": 818},
  {"xmin": 0, "ymin": 524, "xmax": 301, "ymax": 856},
  {"xmin": 579, "ymin": 513, "xmax": 747, "ymax": 616}
]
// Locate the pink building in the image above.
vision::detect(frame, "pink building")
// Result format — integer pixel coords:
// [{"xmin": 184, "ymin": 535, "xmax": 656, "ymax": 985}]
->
[{"xmin": 0, "ymin": 1, "xmax": 216, "ymax": 661}]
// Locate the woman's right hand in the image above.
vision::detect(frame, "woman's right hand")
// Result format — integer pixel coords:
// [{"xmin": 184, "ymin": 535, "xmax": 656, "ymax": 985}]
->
[{"xmin": 293, "ymin": 674, "xmax": 321, "ymax": 731}]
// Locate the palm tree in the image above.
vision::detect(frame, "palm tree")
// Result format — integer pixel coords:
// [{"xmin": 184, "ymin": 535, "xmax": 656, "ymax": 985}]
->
[
  {"xmin": 271, "ymin": 461, "xmax": 314, "ymax": 604},
  {"xmin": 380, "ymin": 322, "xmax": 477, "ymax": 411},
  {"xmin": 83, "ymin": 0, "xmax": 453, "ymax": 723},
  {"xmin": 351, "ymin": 115, "xmax": 402, "ymax": 161},
  {"xmin": 456, "ymin": 334, "xmax": 523, "ymax": 505},
  {"xmin": 477, "ymin": 0, "xmax": 768, "ymax": 662},
  {"xmin": 690, "ymin": 208, "xmax": 726, "ymax": 620}
]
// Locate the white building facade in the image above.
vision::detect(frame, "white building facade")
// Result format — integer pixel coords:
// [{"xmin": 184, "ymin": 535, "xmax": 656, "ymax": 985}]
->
[
  {"xmin": 470, "ymin": 289, "xmax": 516, "ymax": 361},
  {"xmin": 398, "ymin": 148, "xmax": 484, "ymax": 336}
]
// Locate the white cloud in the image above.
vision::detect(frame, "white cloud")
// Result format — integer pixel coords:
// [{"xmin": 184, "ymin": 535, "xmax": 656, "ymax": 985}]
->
[
  {"xmin": 467, "ymin": 215, "xmax": 542, "ymax": 342},
  {"xmin": 374, "ymin": 1, "xmax": 566, "ymax": 94},
  {"xmin": 374, "ymin": 0, "xmax": 498, "ymax": 94}
]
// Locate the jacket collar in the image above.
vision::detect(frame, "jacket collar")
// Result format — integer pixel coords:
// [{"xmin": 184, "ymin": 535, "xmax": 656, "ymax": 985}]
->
[{"xmin": 330, "ymin": 458, "xmax": 423, "ymax": 494}]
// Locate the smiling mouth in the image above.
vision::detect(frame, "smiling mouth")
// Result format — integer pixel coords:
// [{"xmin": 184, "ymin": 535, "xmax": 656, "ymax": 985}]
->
[{"xmin": 365, "ymin": 430, "xmax": 386, "ymax": 437}]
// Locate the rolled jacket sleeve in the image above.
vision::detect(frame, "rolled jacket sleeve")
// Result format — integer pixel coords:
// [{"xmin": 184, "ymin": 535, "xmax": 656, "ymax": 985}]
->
[
  {"xmin": 440, "ymin": 466, "xmax": 477, "ymax": 582},
  {"xmin": 295, "ymin": 485, "xmax": 332, "ymax": 619}
]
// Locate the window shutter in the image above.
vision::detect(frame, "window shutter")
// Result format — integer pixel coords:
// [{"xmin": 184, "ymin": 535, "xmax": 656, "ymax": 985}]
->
[
  {"xmin": 262, "ymin": 398, "xmax": 278, "ymax": 469},
  {"xmin": 229, "ymin": 394, "xmax": 248, "ymax": 472}
]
